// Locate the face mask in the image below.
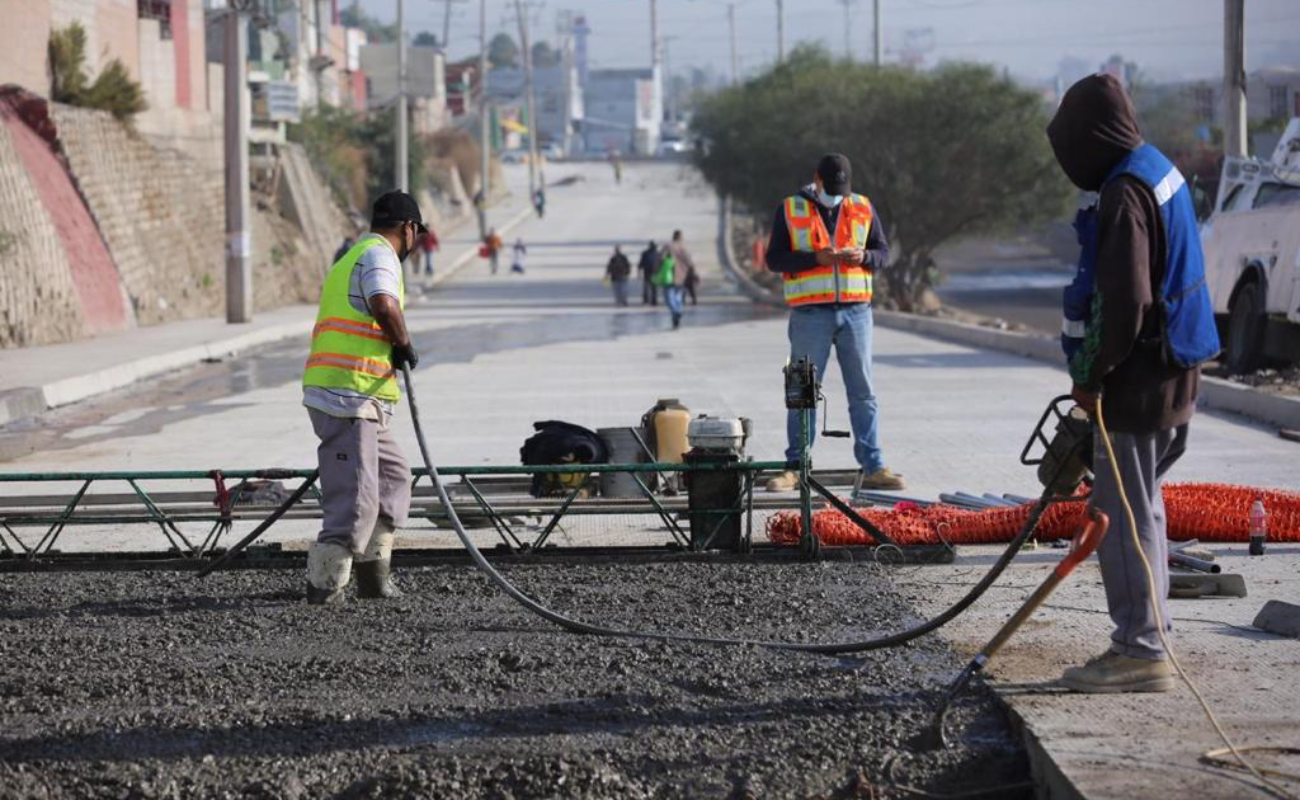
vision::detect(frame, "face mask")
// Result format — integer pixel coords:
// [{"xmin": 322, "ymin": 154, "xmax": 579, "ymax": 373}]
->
[
  {"xmin": 397, "ymin": 224, "xmax": 414, "ymax": 262},
  {"xmin": 816, "ymin": 187, "xmax": 844, "ymax": 208}
]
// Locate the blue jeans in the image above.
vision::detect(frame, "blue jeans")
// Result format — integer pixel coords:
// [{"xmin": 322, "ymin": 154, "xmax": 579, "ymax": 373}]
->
[
  {"xmin": 784, "ymin": 304, "xmax": 883, "ymax": 473},
  {"xmin": 664, "ymin": 286, "xmax": 684, "ymax": 317}
]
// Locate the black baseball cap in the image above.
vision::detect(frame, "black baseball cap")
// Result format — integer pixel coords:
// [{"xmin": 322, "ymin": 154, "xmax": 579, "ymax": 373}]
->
[
  {"xmin": 371, "ymin": 190, "xmax": 428, "ymax": 233},
  {"xmin": 816, "ymin": 153, "xmax": 852, "ymax": 195}
]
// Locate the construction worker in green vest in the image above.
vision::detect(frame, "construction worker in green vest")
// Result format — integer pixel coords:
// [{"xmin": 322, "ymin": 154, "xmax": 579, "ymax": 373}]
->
[{"xmin": 301, "ymin": 191, "xmax": 424, "ymax": 605}]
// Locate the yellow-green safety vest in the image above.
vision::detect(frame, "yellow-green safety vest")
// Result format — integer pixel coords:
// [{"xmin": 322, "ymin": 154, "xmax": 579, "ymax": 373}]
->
[{"xmin": 302, "ymin": 236, "xmax": 406, "ymax": 401}]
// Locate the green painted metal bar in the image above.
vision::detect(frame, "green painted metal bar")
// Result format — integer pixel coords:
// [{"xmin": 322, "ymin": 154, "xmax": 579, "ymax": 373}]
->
[
  {"xmin": 461, "ymin": 476, "xmax": 523, "ymax": 550},
  {"xmin": 630, "ymin": 472, "xmax": 689, "ymax": 547},
  {"xmin": 127, "ymin": 478, "xmax": 196, "ymax": 555},
  {"xmin": 0, "ymin": 461, "xmax": 791, "ymax": 482},
  {"xmin": 31, "ymin": 479, "xmax": 92, "ymax": 556},
  {"xmin": 529, "ymin": 482, "xmax": 587, "ymax": 550}
]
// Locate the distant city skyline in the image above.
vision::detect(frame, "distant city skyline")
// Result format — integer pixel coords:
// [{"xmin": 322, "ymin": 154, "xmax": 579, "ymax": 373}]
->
[{"xmin": 355, "ymin": 0, "xmax": 1300, "ymax": 85}]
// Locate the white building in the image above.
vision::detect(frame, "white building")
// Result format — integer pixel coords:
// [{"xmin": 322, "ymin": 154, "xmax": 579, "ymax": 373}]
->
[{"xmin": 582, "ymin": 68, "xmax": 661, "ymax": 156}]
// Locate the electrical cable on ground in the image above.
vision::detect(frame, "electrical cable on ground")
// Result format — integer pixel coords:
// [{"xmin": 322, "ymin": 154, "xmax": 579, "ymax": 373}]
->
[
  {"xmin": 1096, "ymin": 398, "xmax": 1298, "ymax": 800},
  {"xmin": 401, "ymin": 364, "xmax": 1040, "ymax": 655}
]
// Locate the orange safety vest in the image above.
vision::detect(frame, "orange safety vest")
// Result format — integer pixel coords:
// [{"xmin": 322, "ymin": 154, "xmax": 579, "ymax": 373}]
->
[{"xmin": 781, "ymin": 193, "xmax": 874, "ymax": 306}]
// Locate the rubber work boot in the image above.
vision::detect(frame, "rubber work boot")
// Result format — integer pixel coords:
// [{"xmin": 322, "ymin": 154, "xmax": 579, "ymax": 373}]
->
[
  {"xmin": 355, "ymin": 525, "xmax": 402, "ymax": 599},
  {"xmin": 765, "ymin": 470, "xmax": 800, "ymax": 493},
  {"xmin": 857, "ymin": 467, "xmax": 906, "ymax": 491},
  {"xmin": 305, "ymin": 542, "xmax": 353, "ymax": 605},
  {"xmin": 1059, "ymin": 651, "xmax": 1174, "ymax": 694}
]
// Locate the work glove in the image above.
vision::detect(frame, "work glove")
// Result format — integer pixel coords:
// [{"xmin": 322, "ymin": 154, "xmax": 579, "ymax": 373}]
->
[{"xmin": 391, "ymin": 342, "xmax": 420, "ymax": 371}]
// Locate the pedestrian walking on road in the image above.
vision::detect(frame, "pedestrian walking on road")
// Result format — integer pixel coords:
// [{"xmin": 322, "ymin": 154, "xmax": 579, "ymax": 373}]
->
[
  {"xmin": 511, "ymin": 238, "xmax": 527, "ymax": 274},
  {"xmin": 533, "ymin": 187, "xmax": 546, "ymax": 218},
  {"xmin": 638, "ymin": 240, "xmax": 659, "ymax": 306},
  {"xmin": 605, "ymin": 245, "xmax": 632, "ymax": 306},
  {"xmin": 764, "ymin": 154, "xmax": 903, "ymax": 493},
  {"xmin": 301, "ymin": 190, "xmax": 423, "ymax": 604},
  {"xmin": 684, "ymin": 262, "xmax": 700, "ymax": 305},
  {"xmin": 418, "ymin": 228, "xmax": 439, "ymax": 277},
  {"xmin": 482, "ymin": 228, "xmax": 504, "ymax": 275},
  {"xmin": 1047, "ymin": 74, "xmax": 1219, "ymax": 694},
  {"xmin": 610, "ymin": 151, "xmax": 623, "ymax": 185},
  {"xmin": 661, "ymin": 230, "xmax": 694, "ymax": 330}
]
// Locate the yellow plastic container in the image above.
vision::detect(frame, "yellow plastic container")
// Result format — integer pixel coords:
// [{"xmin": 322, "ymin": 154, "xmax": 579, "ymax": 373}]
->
[{"xmin": 654, "ymin": 406, "xmax": 691, "ymax": 464}]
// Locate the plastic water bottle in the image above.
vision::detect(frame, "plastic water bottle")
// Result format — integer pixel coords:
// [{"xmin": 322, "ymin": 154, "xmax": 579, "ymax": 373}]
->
[{"xmin": 1249, "ymin": 499, "xmax": 1267, "ymax": 556}]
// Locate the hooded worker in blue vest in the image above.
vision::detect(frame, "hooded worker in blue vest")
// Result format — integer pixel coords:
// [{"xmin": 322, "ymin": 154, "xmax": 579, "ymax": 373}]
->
[{"xmin": 1047, "ymin": 74, "xmax": 1219, "ymax": 693}]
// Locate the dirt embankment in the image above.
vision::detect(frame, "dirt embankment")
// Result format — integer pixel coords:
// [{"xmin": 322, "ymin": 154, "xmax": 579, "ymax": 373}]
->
[{"xmin": 0, "ymin": 562, "xmax": 1030, "ymax": 799}]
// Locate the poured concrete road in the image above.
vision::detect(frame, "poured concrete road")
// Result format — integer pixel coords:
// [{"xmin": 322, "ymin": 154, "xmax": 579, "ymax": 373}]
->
[{"xmin": 0, "ymin": 161, "xmax": 1295, "ymax": 553}]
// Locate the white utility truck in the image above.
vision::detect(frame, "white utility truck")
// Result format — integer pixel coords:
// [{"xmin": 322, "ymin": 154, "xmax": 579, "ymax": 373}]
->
[{"xmin": 1200, "ymin": 118, "xmax": 1300, "ymax": 372}]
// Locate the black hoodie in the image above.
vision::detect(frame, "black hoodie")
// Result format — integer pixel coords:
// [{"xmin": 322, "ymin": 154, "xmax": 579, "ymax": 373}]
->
[{"xmin": 1048, "ymin": 74, "xmax": 1198, "ymax": 434}]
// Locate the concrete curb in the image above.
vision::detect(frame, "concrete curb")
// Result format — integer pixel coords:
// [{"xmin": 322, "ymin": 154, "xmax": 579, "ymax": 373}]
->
[
  {"xmin": 0, "ymin": 202, "xmax": 535, "ymax": 428},
  {"xmin": 426, "ymin": 205, "xmax": 536, "ymax": 290},
  {"xmin": 714, "ymin": 195, "xmax": 786, "ymax": 309},
  {"xmin": 872, "ymin": 310, "xmax": 1300, "ymax": 431}
]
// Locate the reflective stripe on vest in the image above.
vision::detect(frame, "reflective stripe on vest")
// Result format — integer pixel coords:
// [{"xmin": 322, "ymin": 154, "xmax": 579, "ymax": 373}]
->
[
  {"xmin": 781, "ymin": 193, "xmax": 874, "ymax": 307},
  {"xmin": 302, "ymin": 236, "xmax": 406, "ymax": 401}
]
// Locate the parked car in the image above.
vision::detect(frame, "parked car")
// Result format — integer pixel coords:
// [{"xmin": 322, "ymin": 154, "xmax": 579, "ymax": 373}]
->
[
  {"xmin": 1200, "ymin": 118, "xmax": 1300, "ymax": 372},
  {"xmin": 657, "ymin": 137, "xmax": 690, "ymax": 157}
]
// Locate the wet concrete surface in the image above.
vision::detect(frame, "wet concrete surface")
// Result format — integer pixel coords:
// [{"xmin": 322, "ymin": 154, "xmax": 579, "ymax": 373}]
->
[
  {"xmin": 0, "ymin": 302, "xmax": 772, "ymax": 464},
  {"xmin": 0, "ymin": 561, "xmax": 1031, "ymax": 799}
]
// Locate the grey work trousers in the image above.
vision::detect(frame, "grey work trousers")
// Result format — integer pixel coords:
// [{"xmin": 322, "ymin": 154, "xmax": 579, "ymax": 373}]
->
[
  {"xmin": 308, "ymin": 408, "xmax": 412, "ymax": 555},
  {"xmin": 1091, "ymin": 424, "xmax": 1188, "ymax": 660}
]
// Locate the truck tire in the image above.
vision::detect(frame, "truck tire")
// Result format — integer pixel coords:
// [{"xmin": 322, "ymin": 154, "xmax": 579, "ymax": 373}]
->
[{"xmin": 1226, "ymin": 281, "xmax": 1266, "ymax": 373}]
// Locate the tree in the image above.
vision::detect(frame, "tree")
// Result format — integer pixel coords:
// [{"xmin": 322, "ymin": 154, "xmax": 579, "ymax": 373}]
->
[
  {"xmin": 488, "ymin": 32, "xmax": 519, "ymax": 68},
  {"xmin": 691, "ymin": 45, "xmax": 1071, "ymax": 308},
  {"xmin": 340, "ymin": 5, "xmax": 397, "ymax": 43},
  {"xmin": 413, "ymin": 31, "xmax": 439, "ymax": 48},
  {"xmin": 49, "ymin": 22, "xmax": 146, "ymax": 121},
  {"xmin": 531, "ymin": 41, "xmax": 561, "ymax": 68}
]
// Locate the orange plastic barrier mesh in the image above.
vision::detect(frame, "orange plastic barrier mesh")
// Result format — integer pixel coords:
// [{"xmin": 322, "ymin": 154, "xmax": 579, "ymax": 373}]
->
[{"xmin": 767, "ymin": 483, "xmax": 1300, "ymax": 547}]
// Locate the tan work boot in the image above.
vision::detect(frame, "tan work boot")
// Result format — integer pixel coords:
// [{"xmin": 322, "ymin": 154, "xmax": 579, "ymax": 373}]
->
[
  {"xmin": 765, "ymin": 470, "xmax": 800, "ymax": 493},
  {"xmin": 858, "ymin": 467, "xmax": 905, "ymax": 491},
  {"xmin": 355, "ymin": 523, "xmax": 403, "ymax": 599},
  {"xmin": 306, "ymin": 542, "xmax": 353, "ymax": 605},
  {"xmin": 1059, "ymin": 651, "xmax": 1174, "ymax": 693}
]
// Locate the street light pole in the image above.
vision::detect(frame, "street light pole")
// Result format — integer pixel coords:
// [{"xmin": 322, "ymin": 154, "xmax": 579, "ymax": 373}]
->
[
  {"xmin": 728, "ymin": 3, "xmax": 738, "ymax": 86},
  {"xmin": 873, "ymin": 0, "xmax": 882, "ymax": 67},
  {"xmin": 396, "ymin": 0, "xmax": 409, "ymax": 192},
  {"xmin": 515, "ymin": 0, "xmax": 540, "ymax": 197},
  {"xmin": 478, "ymin": 0, "xmax": 490, "ymax": 237},
  {"xmin": 1223, "ymin": 0, "xmax": 1247, "ymax": 158},
  {"xmin": 224, "ymin": 3, "xmax": 252, "ymax": 324},
  {"xmin": 776, "ymin": 0, "xmax": 784, "ymax": 63}
]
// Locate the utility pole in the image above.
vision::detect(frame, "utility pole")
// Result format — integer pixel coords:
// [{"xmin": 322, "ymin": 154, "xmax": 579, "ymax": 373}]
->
[
  {"xmin": 442, "ymin": 0, "xmax": 453, "ymax": 49},
  {"xmin": 1223, "ymin": 0, "xmax": 1247, "ymax": 157},
  {"xmin": 477, "ymin": 0, "xmax": 490, "ymax": 237},
  {"xmin": 663, "ymin": 36, "xmax": 677, "ymax": 123},
  {"xmin": 873, "ymin": 0, "xmax": 882, "ymax": 66},
  {"xmin": 776, "ymin": 0, "xmax": 784, "ymax": 63},
  {"xmin": 396, "ymin": 0, "xmax": 409, "ymax": 192},
  {"xmin": 728, "ymin": 3, "xmax": 738, "ymax": 86},
  {"xmin": 515, "ymin": 0, "xmax": 540, "ymax": 199},
  {"xmin": 838, "ymin": 0, "xmax": 855, "ymax": 61},
  {"xmin": 224, "ymin": 3, "xmax": 252, "ymax": 324}
]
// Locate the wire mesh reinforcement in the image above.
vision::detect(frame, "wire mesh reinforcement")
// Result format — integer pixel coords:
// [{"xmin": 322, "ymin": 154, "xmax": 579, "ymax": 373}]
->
[{"xmin": 767, "ymin": 483, "xmax": 1300, "ymax": 547}]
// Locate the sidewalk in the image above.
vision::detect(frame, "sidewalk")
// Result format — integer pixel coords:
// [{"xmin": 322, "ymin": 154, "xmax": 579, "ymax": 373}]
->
[{"xmin": 0, "ymin": 187, "xmax": 535, "ymax": 427}]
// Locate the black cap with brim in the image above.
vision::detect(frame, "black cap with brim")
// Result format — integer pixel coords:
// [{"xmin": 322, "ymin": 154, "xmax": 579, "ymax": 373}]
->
[
  {"xmin": 816, "ymin": 153, "xmax": 852, "ymax": 195},
  {"xmin": 371, "ymin": 190, "xmax": 428, "ymax": 233}
]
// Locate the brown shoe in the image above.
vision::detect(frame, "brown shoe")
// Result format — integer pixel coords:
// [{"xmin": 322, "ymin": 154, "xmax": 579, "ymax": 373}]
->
[
  {"xmin": 764, "ymin": 470, "xmax": 799, "ymax": 493},
  {"xmin": 1059, "ymin": 651, "xmax": 1174, "ymax": 694},
  {"xmin": 858, "ymin": 467, "xmax": 905, "ymax": 491}
]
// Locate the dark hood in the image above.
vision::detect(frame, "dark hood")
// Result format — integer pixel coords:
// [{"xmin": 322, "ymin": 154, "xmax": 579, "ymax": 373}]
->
[{"xmin": 1047, "ymin": 74, "xmax": 1143, "ymax": 191}]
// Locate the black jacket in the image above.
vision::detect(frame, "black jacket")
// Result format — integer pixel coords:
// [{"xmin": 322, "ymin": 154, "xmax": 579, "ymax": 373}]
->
[{"xmin": 766, "ymin": 186, "xmax": 890, "ymax": 278}]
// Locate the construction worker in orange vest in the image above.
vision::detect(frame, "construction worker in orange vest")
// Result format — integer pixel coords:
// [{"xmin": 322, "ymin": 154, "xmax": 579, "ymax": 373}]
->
[{"xmin": 764, "ymin": 154, "xmax": 904, "ymax": 493}]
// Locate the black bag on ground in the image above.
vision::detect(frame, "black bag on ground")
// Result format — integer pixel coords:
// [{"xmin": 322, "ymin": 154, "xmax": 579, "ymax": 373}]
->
[{"xmin": 520, "ymin": 421, "xmax": 610, "ymax": 497}]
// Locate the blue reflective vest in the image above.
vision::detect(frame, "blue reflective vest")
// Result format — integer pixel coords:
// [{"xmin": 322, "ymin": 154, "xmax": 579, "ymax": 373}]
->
[{"xmin": 1061, "ymin": 143, "xmax": 1220, "ymax": 370}]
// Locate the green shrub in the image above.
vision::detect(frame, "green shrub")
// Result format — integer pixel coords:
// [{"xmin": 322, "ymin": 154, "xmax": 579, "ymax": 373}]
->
[{"xmin": 48, "ymin": 22, "xmax": 147, "ymax": 120}]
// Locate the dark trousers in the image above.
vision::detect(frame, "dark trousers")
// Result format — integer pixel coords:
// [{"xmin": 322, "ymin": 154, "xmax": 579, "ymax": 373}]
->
[{"xmin": 642, "ymin": 277, "xmax": 658, "ymax": 305}]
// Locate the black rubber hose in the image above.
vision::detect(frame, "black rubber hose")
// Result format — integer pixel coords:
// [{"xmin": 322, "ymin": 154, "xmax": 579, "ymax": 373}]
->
[{"xmin": 403, "ymin": 366, "xmax": 1045, "ymax": 654}]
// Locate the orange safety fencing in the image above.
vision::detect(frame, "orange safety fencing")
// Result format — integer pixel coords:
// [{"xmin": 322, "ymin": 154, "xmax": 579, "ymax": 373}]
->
[{"xmin": 767, "ymin": 483, "xmax": 1300, "ymax": 547}]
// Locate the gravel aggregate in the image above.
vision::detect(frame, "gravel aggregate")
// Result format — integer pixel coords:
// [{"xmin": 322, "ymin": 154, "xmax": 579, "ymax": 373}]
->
[{"xmin": 0, "ymin": 561, "xmax": 1030, "ymax": 798}]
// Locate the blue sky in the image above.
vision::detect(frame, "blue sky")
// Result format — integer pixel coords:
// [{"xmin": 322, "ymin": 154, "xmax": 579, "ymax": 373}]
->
[{"xmin": 358, "ymin": 0, "xmax": 1300, "ymax": 83}]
